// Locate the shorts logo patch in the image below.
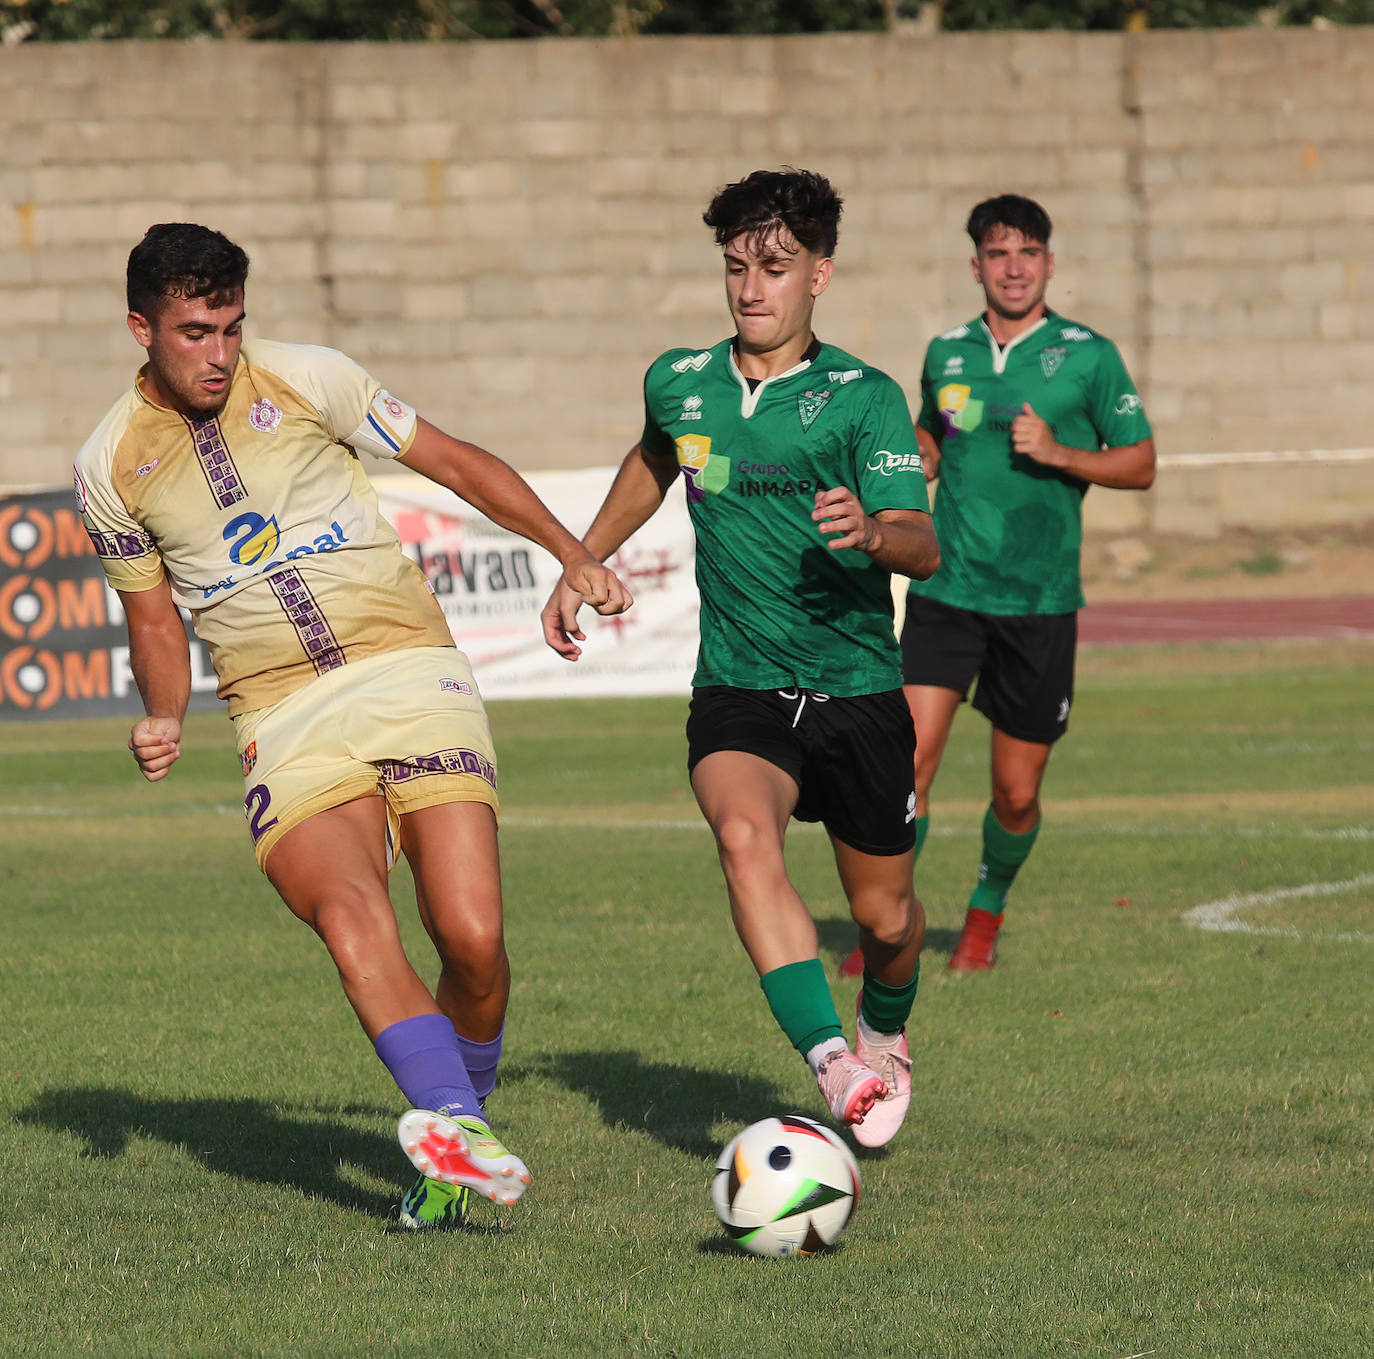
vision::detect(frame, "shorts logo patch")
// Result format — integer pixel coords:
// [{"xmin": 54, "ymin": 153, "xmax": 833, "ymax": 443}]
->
[
  {"xmin": 1058, "ymin": 697, "xmax": 1071, "ymax": 723},
  {"xmin": 248, "ymin": 399, "xmax": 283, "ymax": 434},
  {"xmin": 439, "ymin": 677, "xmax": 472, "ymax": 695},
  {"xmin": 240, "ymin": 741, "xmax": 258, "ymax": 777},
  {"xmin": 905, "ymin": 792, "xmax": 916, "ymax": 824}
]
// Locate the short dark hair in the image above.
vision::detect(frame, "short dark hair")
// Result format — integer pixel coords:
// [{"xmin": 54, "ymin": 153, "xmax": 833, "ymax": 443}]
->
[
  {"xmin": 966, "ymin": 195, "xmax": 1052, "ymax": 250},
  {"xmin": 703, "ymin": 168, "xmax": 843, "ymax": 258},
  {"xmin": 126, "ymin": 223, "xmax": 250, "ymax": 317}
]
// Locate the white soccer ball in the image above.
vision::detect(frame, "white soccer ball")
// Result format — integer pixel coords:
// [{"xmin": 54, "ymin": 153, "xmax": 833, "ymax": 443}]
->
[{"xmin": 711, "ymin": 1114, "xmax": 861, "ymax": 1257}]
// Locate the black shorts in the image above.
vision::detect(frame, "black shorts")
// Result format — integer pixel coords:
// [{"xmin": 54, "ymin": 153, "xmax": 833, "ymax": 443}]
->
[
  {"xmin": 900, "ymin": 595, "xmax": 1076, "ymax": 746},
  {"xmin": 685, "ymin": 685, "xmax": 917, "ymax": 857}
]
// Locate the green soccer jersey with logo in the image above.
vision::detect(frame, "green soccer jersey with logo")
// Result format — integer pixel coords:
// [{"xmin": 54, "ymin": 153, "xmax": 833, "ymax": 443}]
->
[
  {"xmin": 911, "ymin": 312, "xmax": 1152, "ymax": 616},
  {"xmin": 641, "ymin": 337, "xmax": 930, "ymax": 696}
]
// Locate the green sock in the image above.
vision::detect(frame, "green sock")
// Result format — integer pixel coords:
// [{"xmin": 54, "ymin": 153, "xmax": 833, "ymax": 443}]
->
[
  {"xmin": 759, "ymin": 959, "xmax": 843, "ymax": 1056},
  {"xmin": 912, "ymin": 812, "xmax": 930, "ymax": 863},
  {"xmin": 859, "ymin": 962, "xmax": 919, "ymax": 1034},
  {"xmin": 969, "ymin": 805, "xmax": 1040, "ymax": 917}
]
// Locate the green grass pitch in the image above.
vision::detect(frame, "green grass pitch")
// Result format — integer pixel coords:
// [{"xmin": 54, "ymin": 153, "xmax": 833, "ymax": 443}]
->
[{"xmin": 1, "ymin": 639, "xmax": 1370, "ymax": 1358}]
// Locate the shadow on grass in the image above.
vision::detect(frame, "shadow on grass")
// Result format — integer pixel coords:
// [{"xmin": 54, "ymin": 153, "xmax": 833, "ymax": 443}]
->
[
  {"xmin": 530, "ymin": 1050, "xmax": 790, "ymax": 1160},
  {"xmin": 14, "ymin": 1088, "xmax": 401, "ymax": 1217},
  {"xmin": 814, "ymin": 916, "xmax": 961, "ymax": 964}
]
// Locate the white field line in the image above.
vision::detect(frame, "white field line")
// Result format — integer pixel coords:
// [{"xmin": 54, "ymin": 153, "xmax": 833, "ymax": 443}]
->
[{"xmin": 1182, "ymin": 873, "xmax": 1374, "ymax": 943}]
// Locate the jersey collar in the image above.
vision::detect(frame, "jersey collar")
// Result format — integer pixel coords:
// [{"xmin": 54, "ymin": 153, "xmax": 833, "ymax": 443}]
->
[
  {"xmin": 728, "ymin": 335, "xmax": 823, "ymax": 418},
  {"xmin": 977, "ymin": 311, "xmax": 1051, "ymax": 375}
]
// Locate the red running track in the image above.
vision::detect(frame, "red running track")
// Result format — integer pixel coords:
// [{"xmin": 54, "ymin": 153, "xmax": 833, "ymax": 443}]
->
[{"xmin": 1079, "ymin": 595, "xmax": 1374, "ymax": 645}]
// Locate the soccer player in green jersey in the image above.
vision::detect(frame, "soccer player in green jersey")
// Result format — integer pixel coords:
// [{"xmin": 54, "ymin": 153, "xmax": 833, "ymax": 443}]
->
[
  {"xmin": 542, "ymin": 169, "xmax": 940, "ymax": 1148},
  {"xmin": 886, "ymin": 194, "xmax": 1154, "ymax": 972}
]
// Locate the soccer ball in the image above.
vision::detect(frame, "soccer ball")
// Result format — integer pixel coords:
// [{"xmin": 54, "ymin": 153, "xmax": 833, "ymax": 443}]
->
[{"xmin": 711, "ymin": 1114, "xmax": 861, "ymax": 1257}]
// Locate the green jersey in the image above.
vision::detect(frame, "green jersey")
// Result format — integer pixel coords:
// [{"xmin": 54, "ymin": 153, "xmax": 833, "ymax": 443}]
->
[
  {"xmin": 641, "ymin": 337, "xmax": 930, "ymax": 696},
  {"xmin": 912, "ymin": 312, "xmax": 1152, "ymax": 615}
]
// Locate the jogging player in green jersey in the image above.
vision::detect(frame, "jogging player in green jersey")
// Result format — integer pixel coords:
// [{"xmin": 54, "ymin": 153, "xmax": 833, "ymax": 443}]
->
[
  {"xmin": 542, "ymin": 169, "xmax": 940, "ymax": 1148},
  {"xmin": 852, "ymin": 194, "xmax": 1155, "ymax": 974}
]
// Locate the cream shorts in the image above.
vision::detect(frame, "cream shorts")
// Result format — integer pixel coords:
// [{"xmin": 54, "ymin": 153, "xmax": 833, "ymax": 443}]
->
[{"xmin": 233, "ymin": 645, "xmax": 499, "ymax": 871}]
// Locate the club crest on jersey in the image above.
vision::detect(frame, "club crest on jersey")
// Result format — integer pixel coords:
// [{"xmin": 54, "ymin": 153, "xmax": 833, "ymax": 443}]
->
[
  {"xmin": 248, "ymin": 398, "xmax": 283, "ymax": 434},
  {"xmin": 1040, "ymin": 347, "xmax": 1066, "ymax": 381},
  {"xmin": 797, "ymin": 389, "xmax": 832, "ymax": 431},
  {"xmin": 671, "ymin": 351, "xmax": 712, "ymax": 374}
]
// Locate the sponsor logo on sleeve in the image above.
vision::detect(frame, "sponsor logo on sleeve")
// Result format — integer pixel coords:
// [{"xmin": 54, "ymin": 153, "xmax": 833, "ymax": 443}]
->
[
  {"xmin": 1114, "ymin": 393, "xmax": 1144, "ymax": 416},
  {"xmin": 866, "ymin": 450, "xmax": 924, "ymax": 477}
]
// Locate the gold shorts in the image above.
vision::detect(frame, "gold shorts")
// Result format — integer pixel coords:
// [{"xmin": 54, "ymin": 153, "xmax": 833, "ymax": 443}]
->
[{"xmin": 233, "ymin": 645, "xmax": 499, "ymax": 871}]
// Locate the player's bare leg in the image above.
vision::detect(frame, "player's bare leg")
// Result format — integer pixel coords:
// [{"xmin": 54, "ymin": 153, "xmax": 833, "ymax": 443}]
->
[
  {"xmin": 402, "ymin": 800, "xmax": 509, "ymax": 1043},
  {"xmin": 692, "ymin": 751, "xmax": 884, "ymax": 1128},
  {"xmin": 266, "ymin": 796, "xmax": 435, "ymax": 1038},
  {"xmin": 839, "ymin": 684, "xmax": 959, "ymax": 978}
]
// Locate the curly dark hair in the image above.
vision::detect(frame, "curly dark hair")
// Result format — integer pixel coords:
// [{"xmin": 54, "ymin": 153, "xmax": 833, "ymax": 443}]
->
[
  {"xmin": 703, "ymin": 168, "xmax": 843, "ymax": 258},
  {"xmin": 966, "ymin": 195, "xmax": 1052, "ymax": 250},
  {"xmin": 126, "ymin": 223, "xmax": 250, "ymax": 317}
]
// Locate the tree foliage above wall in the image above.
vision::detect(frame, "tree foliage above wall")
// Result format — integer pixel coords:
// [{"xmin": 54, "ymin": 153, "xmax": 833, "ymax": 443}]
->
[{"xmin": 0, "ymin": 0, "xmax": 1366, "ymax": 43}]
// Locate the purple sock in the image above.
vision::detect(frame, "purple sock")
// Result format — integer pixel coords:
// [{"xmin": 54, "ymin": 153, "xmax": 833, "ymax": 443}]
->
[
  {"xmin": 374, "ymin": 1013, "xmax": 482, "ymax": 1121},
  {"xmin": 455, "ymin": 1024, "xmax": 504, "ymax": 1104}
]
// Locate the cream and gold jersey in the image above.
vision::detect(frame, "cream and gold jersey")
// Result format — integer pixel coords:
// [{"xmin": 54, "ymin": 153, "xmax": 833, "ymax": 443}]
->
[{"xmin": 74, "ymin": 339, "xmax": 454, "ymax": 714}]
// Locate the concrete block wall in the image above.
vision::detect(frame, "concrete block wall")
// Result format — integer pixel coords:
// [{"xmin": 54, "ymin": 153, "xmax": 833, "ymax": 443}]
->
[{"xmin": 3, "ymin": 29, "xmax": 1374, "ymax": 538}]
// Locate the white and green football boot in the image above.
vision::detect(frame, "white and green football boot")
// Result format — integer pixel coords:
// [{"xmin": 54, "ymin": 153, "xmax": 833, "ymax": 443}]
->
[{"xmin": 397, "ymin": 1109, "xmax": 531, "ymax": 1207}]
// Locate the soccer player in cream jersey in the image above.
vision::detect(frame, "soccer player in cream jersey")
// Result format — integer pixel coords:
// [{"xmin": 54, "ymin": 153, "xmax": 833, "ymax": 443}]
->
[
  {"xmin": 842, "ymin": 194, "xmax": 1155, "ymax": 976},
  {"xmin": 543, "ymin": 169, "xmax": 940, "ymax": 1149},
  {"xmin": 76, "ymin": 223, "xmax": 632, "ymax": 1229}
]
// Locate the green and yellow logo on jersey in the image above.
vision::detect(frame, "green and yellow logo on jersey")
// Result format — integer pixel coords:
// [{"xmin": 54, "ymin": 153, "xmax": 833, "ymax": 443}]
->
[
  {"xmin": 937, "ymin": 383, "xmax": 983, "ymax": 435},
  {"xmin": 676, "ymin": 434, "xmax": 730, "ymax": 501}
]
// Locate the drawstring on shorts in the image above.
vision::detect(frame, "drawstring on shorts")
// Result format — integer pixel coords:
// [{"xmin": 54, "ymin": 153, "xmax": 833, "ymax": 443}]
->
[{"xmin": 778, "ymin": 688, "xmax": 831, "ymax": 729}]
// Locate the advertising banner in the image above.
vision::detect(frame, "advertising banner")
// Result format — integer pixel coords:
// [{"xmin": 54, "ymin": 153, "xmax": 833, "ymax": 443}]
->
[
  {"xmin": 0, "ymin": 488, "xmax": 218, "ymax": 721},
  {"xmin": 0, "ymin": 469, "xmax": 698, "ymax": 720},
  {"xmin": 374, "ymin": 468, "xmax": 698, "ymax": 700}
]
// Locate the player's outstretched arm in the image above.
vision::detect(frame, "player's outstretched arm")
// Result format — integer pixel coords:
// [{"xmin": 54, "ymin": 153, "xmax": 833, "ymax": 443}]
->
[
  {"xmin": 120, "ymin": 579, "xmax": 190, "ymax": 782},
  {"xmin": 812, "ymin": 487, "xmax": 941, "ymax": 581},
  {"xmin": 399, "ymin": 417, "xmax": 633, "ymax": 617},
  {"xmin": 541, "ymin": 442, "xmax": 679, "ymax": 661}
]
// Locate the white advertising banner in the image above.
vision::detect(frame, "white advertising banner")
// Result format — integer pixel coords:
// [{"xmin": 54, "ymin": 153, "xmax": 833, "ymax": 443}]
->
[{"xmin": 374, "ymin": 468, "xmax": 699, "ymax": 700}]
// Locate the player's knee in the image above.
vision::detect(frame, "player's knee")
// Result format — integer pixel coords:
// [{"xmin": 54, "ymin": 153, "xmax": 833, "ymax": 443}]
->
[
  {"xmin": 851, "ymin": 888, "xmax": 919, "ymax": 948},
  {"xmin": 309, "ymin": 890, "xmax": 399, "ymax": 973},
  {"xmin": 713, "ymin": 813, "xmax": 779, "ymax": 871},
  {"xmin": 992, "ymin": 786, "xmax": 1040, "ymax": 829}
]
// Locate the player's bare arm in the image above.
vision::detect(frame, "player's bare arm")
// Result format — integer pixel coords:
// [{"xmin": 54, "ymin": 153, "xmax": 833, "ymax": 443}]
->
[
  {"xmin": 120, "ymin": 578, "xmax": 191, "ymax": 782},
  {"xmin": 399, "ymin": 416, "xmax": 634, "ymax": 615},
  {"xmin": 1011, "ymin": 404, "xmax": 1157, "ymax": 490},
  {"xmin": 812, "ymin": 488, "xmax": 940, "ymax": 580},
  {"xmin": 542, "ymin": 441, "xmax": 680, "ymax": 661}
]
